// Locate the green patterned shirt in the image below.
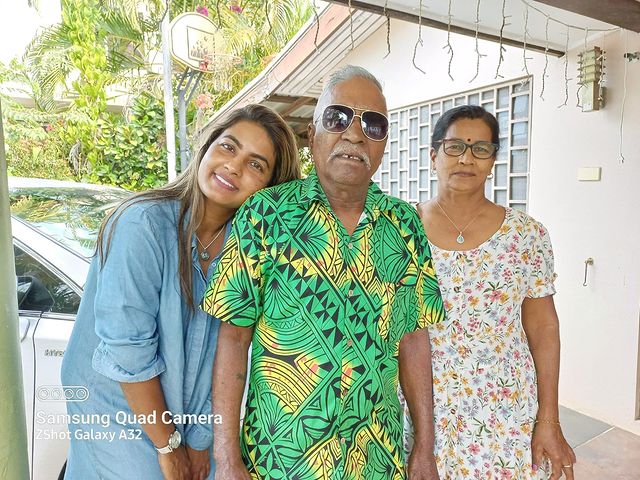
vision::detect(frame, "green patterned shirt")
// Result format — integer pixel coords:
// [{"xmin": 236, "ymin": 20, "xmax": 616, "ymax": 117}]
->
[{"xmin": 202, "ymin": 170, "xmax": 444, "ymax": 480}]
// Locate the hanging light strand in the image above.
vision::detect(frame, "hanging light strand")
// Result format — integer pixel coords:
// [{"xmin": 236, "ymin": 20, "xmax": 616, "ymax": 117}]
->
[
  {"xmin": 443, "ymin": 0, "xmax": 455, "ymax": 81},
  {"xmin": 470, "ymin": 0, "xmax": 485, "ymax": 82},
  {"xmin": 383, "ymin": 0, "xmax": 392, "ymax": 58},
  {"xmin": 522, "ymin": 4, "xmax": 531, "ymax": 76},
  {"xmin": 412, "ymin": 0, "xmax": 426, "ymax": 74},
  {"xmin": 540, "ymin": 15, "xmax": 550, "ymax": 100},
  {"xmin": 598, "ymin": 30, "xmax": 607, "ymax": 105},
  {"xmin": 495, "ymin": 0, "xmax": 509, "ymax": 79},
  {"xmin": 558, "ymin": 26, "xmax": 571, "ymax": 108},
  {"xmin": 576, "ymin": 28, "xmax": 589, "ymax": 108},
  {"xmin": 518, "ymin": 0, "xmax": 619, "ymax": 32},
  {"xmin": 312, "ymin": 0, "xmax": 320, "ymax": 51},
  {"xmin": 348, "ymin": 0, "xmax": 355, "ymax": 49},
  {"xmin": 619, "ymin": 29, "xmax": 628, "ymax": 163}
]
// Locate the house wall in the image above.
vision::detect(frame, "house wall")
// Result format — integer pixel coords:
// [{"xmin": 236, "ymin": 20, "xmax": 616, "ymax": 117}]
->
[{"xmin": 337, "ymin": 19, "xmax": 640, "ymax": 435}]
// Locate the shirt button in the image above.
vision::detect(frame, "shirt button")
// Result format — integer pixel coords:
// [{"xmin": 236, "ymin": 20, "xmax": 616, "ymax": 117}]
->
[
  {"xmin": 346, "ymin": 339, "xmax": 353, "ymax": 347},
  {"xmin": 347, "ymin": 242, "xmax": 353, "ymax": 249},
  {"xmin": 348, "ymin": 289, "xmax": 354, "ymax": 296},
  {"xmin": 341, "ymin": 437, "xmax": 347, "ymax": 444}
]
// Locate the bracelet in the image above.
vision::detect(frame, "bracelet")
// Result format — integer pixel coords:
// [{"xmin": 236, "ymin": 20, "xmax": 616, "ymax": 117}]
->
[{"xmin": 534, "ymin": 419, "xmax": 561, "ymax": 425}]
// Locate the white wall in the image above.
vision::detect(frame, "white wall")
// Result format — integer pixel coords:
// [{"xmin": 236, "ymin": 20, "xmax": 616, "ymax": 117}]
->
[{"xmin": 337, "ymin": 19, "xmax": 640, "ymax": 435}]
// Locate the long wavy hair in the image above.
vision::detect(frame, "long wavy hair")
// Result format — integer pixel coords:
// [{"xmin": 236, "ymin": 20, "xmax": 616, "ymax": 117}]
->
[{"xmin": 96, "ymin": 104, "xmax": 301, "ymax": 308}]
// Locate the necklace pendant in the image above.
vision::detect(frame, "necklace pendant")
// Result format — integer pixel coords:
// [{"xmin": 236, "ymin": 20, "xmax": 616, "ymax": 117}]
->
[
  {"xmin": 200, "ymin": 251, "xmax": 210, "ymax": 261},
  {"xmin": 456, "ymin": 234, "xmax": 465, "ymax": 244}
]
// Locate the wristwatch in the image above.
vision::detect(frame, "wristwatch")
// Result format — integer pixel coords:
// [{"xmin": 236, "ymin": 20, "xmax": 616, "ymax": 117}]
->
[{"xmin": 155, "ymin": 429, "xmax": 181, "ymax": 454}]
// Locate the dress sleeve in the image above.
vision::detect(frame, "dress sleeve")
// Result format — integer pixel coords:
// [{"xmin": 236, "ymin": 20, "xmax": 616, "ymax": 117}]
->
[
  {"xmin": 526, "ymin": 220, "xmax": 557, "ymax": 298},
  {"xmin": 91, "ymin": 204, "xmax": 166, "ymax": 383},
  {"xmin": 200, "ymin": 198, "xmax": 266, "ymax": 327}
]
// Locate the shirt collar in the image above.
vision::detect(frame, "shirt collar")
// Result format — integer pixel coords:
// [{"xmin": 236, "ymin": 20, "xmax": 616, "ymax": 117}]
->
[{"xmin": 300, "ymin": 168, "xmax": 396, "ymax": 220}]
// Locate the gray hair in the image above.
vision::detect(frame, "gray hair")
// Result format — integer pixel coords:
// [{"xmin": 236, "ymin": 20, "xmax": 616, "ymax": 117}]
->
[{"xmin": 313, "ymin": 65, "xmax": 384, "ymax": 121}]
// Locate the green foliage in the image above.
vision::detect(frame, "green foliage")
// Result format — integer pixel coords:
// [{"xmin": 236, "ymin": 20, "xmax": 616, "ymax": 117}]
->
[
  {"xmin": 14, "ymin": 0, "xmax": 167, "ymax": 187},
  {"xmin": 94, "ymin": 93, "xmax": 168, "ymax": 190},
  {"xmin": 198, "ymin": 0, "xmax": 313, "ymax": 111},
  {"xmin": 299, "ymin": 146, "xmax": 314, "ymax": 177},
  {"xmin": 7, "ymin": 0, "xmax": 311, "ymax": 186},
  {"xmin": 59, "ymin": 0, "xmax": 110, "ymax": 171},
  {"xmin": 2, "ymin": 101, "xmax": 75, "ymax": 180}
]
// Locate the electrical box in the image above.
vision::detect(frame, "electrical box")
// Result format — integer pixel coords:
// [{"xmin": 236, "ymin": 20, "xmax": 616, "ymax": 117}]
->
[{"xmin": 577, "ymin": 167, "xmax": 602, "ymax": 182}]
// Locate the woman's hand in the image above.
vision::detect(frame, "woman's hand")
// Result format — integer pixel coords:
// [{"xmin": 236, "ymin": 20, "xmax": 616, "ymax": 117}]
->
[
  {"xmin": 158, "ymin": 445, "xmax": 192, "ymax": 480},
  {"xmin": 531, "ymin": 423, "xmax": 576, "ymax": 480},
  {"xmin": 186, "ymin": 445, "xmax": 211, "ymax": 480}
]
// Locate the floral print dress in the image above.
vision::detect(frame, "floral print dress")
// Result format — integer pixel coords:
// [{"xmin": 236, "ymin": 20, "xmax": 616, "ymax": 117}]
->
[{"xmin": 424, "ymin": 207, "xmax": 556, "ymax": 480}]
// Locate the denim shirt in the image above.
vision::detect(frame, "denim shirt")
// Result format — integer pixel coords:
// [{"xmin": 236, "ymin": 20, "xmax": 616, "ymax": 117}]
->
[{"xmin": 61, "ymin": 199, "xmax": 224, "ymax": 479}]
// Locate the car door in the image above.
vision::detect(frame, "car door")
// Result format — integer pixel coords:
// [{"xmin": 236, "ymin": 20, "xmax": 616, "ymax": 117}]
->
[{"xmin": 13, "ymin": 237, "xmax": 84, "ymax": 480}]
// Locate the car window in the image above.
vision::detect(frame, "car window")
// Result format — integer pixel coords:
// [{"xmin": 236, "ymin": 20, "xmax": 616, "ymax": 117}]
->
[
  {"xmin": 14, "ymin": 245, "xmax": 81, "ymax": 315},
  {"xmin": 9, "ymin": 186, "xmax": 129, "ymax": 258}
]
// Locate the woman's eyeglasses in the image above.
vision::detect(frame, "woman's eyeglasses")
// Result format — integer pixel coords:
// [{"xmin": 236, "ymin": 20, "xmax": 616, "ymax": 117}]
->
[
  {"xmin": 315, "ymin": 104, "xmax": 389, "ymax": 142},
  {"xmin": 435, "ymin": 138, "xmax": 499, "ymax": 159}
]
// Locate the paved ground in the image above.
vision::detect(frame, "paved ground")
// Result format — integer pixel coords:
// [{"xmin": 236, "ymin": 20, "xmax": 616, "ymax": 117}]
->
[{"xmin": 560, "ymin": 406, "xmax": 640, "ymax": 479}]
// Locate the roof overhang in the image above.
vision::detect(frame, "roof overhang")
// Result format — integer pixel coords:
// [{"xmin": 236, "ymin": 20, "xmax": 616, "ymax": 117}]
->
[
  {"xmin": 328, "ymin": 0, "xmax": 627, "ymax": 51},
  {"xmin": 534, "ymin": 0, "xmax": 640, "ymax": 32},
  {"xmin": 202, "ymin": 3, "xmax": 385, "ymax": 142},
  {"xmin": 204, "ymin": 0, "xmax": 630, "ymax": 141}
]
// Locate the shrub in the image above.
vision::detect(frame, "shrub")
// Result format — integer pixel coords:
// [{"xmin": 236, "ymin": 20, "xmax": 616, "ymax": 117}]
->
[
  {"xmin": 94, "ymin": 92, "xmax": 167, "ymax": 190},
  {"xmin": 3, "ymin": 104, "xmax": 75, "ymax": 180}
]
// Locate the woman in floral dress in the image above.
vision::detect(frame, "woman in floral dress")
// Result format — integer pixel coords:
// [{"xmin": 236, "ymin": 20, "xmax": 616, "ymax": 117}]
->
[{"xmin": 415, "ymin": 105, "xmax": 575, "ymax": 480}]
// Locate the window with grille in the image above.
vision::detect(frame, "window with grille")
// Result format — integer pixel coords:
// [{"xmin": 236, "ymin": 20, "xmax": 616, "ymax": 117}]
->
[{"xmin": 374, "ymin": 77, "xmax": 532, "ymax": 211}]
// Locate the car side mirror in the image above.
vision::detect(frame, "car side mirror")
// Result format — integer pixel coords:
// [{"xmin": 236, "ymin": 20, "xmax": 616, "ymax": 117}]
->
[{"xmin": 16, "ymin": 275, "xmax": 55, "ymax": 312}]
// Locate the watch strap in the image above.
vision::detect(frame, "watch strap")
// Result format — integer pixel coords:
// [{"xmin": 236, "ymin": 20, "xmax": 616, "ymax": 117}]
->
[{"xmin": 155, "ymin": 429, "xmax": 180, "ymax": 454}]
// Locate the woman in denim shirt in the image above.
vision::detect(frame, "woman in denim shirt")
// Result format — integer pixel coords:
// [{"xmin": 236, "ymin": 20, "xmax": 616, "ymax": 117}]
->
[{"xmin": 61, "ymin": 105, "xmax": 301, "ymax": 480}]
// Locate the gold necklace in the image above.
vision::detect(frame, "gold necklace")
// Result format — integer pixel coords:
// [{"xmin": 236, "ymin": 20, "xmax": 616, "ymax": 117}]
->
[
  {"xmin": 435, "ymin": 199, "xmax": 485, "ymax": 244},
  {"xmin": 195, "ymin": 225, "xmax": 225, "ymax": 261}
]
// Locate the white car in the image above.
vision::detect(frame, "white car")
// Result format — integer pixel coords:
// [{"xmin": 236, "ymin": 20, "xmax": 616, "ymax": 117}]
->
[{"xmin": 10, "ymin": 177, "xmax": 130, "ymax": 480}]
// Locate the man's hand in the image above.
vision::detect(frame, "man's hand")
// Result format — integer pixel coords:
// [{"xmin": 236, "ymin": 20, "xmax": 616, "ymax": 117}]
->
[
  {"xmin": 406, "ymin": 441, "xmax": 440, "ymax": 480},
  {"xmin": 186, "ymin": 445, "xmax": 211, "ymax": 480},
  {"xmin": 158, "ymin": 445, "xmax": 192, "ymax": 480},
  {"xmin": 213, "ymin": 457, "xmax": 252, "ymax": 480}
]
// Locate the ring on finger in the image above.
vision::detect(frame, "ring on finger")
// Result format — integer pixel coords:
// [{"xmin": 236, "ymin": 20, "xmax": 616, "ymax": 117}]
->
[{"xmin": 562, "ymin": 464, "xmax": 573, "ymax": 468}]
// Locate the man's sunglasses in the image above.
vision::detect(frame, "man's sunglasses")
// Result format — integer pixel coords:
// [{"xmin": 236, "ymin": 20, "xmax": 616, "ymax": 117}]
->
[{"xmin": 315, "ymin": 104, "xmax": 389, "ymax": 141}]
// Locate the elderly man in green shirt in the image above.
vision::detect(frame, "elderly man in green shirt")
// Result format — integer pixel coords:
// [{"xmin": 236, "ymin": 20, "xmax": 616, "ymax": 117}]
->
[{"xmin": 203, "ymin": 65, "xmax": 444, "ymax": 480}]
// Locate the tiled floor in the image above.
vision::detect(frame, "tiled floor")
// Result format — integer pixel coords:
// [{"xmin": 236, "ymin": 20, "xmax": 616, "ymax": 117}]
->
[{"xmin": 560, "ymin": 406, "xmax": 640, "ymax": 479}]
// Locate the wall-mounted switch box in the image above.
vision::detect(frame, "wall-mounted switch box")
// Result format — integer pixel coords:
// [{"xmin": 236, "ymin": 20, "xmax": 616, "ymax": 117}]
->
[{"xmin": 577, "ymin": 167, "xmax": 602, "ymax": 181}]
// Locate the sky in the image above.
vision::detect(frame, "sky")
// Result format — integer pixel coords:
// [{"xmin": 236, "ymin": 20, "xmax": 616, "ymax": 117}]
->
[{"xmin": 0, "ymin": 0, "xmax": 61, "ymax": 64}]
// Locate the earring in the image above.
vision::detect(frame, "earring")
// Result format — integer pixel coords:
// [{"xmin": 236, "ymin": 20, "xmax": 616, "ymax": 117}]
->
[{"xmin": 487, "ymin": 172, "xmax": 494, "ymax": 179}]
